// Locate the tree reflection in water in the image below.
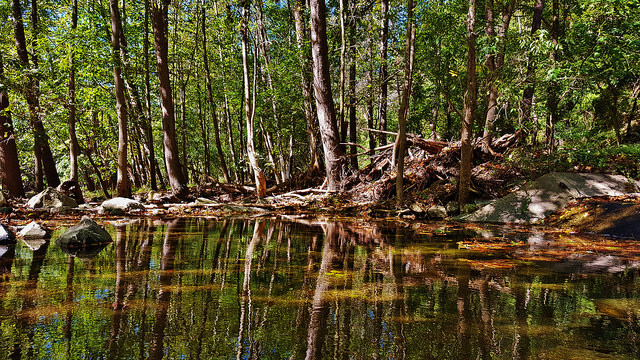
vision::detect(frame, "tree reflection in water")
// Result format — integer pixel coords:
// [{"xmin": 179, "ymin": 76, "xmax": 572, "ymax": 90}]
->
[{"xmin": 0, "ymin": 218, "xmax": 639, "ymax": 359}]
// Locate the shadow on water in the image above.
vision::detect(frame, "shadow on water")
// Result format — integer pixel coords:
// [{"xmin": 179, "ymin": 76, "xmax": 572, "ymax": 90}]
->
[{"xmin": 1, "ymin": 217, "xmax": 640, "ymax": 359}]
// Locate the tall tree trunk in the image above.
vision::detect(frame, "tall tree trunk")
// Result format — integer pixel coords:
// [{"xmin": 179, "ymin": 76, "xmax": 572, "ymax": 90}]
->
[
  {"xmin": 109, "ymin": 0, "xmax": 131, "ymax": 198},
  {"xmin": 292, "ymin": 0, "xmax": 322, "ymax": 175},
  {"xmin": 310, "ymin": 0, "xmax": 345, "ymax": 190},
  {"xmin": 394, "ymin": 0, "xmax": 416, "ymax": 205},
  {"xmin": 338, "ymin": 0, "xmax": 347, "ymax": 145},
  {"xmin": 68, "ymin": 0, "xmax": 81, "ymax": 185},
  {"xmin": 520, "ymin": 0, "xmax": 544, "ymax": 140},
  {"xmin": 240, "ymin": 0, "xmax": 267, "ymax": 197},
  {"xmin": 144, "ymin": 0, "xmax": 157, "ymax": 190},
  {"xmin": 458, "ymin": 0, "xmax": 478, "ymax": 209},
  {"xmin": 202, "ymin": 5, "xmax": 230, "ymax": 183},
  {"xmin": 151, "ymin": 0, "xmax": 187, "ymax": 196},
  {"xmin": 366, "ymin": 28, "xmax": 376, "ymax": 153},
  {"xmin": 348, "ymin": 13, "xmax": 357, "ymax": 169},
  {"xmin": 12, "ymin": 0, "xmax": 60, "ymax": 189},
  {"xmin": 378, "ymin": 0, "xmax": 389, "ymax": 146},
  {"xmin": 546, "ymin": 0, "xmax": 559, "ymax": 151},
  {"xmin": 481, "ymin": 0, "xmax": 515, "ymax": 153}
]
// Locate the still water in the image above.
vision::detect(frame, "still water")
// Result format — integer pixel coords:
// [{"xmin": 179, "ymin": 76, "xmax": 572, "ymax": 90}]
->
[{"xmin": 1, "ymin": 217, "xmax": 639, "ymax": 359}]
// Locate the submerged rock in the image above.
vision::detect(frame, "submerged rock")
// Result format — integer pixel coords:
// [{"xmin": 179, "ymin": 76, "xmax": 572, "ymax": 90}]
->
[
  {"xmin": 18, "ymin": 221, "xmax": 51, "ymax": 240},
  {"xmin": 101, "ymin": 197, "xmax": 145, "ymax": 214},
  {"xmin": 0, "ymin": 224, "xmax": 16, "ymax": 245},
  {"xmin": 27, "ymin": 187, "xmax": 77, "ymax": 209},
  {"xmin": 56, "ymin": 216, "xmax": 112, "ymax": 249}
]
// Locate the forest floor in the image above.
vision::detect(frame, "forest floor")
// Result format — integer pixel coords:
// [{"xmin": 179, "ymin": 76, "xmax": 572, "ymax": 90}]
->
[{"xmin": 3, "ymin": 133, "xmax": 640, "ymax": 239}]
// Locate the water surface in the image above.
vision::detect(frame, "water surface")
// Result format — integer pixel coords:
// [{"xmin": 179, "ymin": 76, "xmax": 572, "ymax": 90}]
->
[{"xmin": 1, "ymin": 217, "xmax": 639, "ymax": 359}]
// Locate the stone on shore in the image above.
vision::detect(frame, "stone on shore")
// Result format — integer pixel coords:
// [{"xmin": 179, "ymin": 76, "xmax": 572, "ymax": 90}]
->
[{"xmin": 27, "ymin": 187, "xmax": 77, "ymax": 209}]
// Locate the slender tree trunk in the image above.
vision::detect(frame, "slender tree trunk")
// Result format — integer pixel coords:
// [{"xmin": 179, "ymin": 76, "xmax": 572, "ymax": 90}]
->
[
  {"xmin": 520, "ymin": 0, "xmax": 544, "ymax": 139},
  {"xmin": 179, "ymin": 79, "xmax": 189, "ymax": 182},
  {"xmin": 458, "ymin": 0, "xmax": 478, "ymax": 209},
  {"xmin": 144, "ymin": 0, "xmax": 157, "ymax": 190},
  {"xmin": 202, "ymin": 5, "xmax": 231, "ymax": 183},
  {"xmin": 240, "ymin": 0, "xmax": 267, "ymax": 197},
  {"xmin": 481, "ymin": 0, "xmax": 515, "ymax": 153},
  {"xmin": 348, "ymin": 17, "xmax": 357, "ymax": 169},
  {"xmin": 366, "ymin": 29, "xmax": 376, "ymax": 153},
  {"xmin": 292, "ymin": 0, "xmax": 322, "ymax": 174},
  {"xmin": 109, "ymin": 0, "xmax": 131, "ymax": 198},
  {"xmin": 67, "ymin": 0, "xmax": 80, "ymax": 184},
  {"xmin": 12, "ymin": 0, "xmax": 60, "ymax": 189},
  {"xmin": 378, "ymin": 0, "xmax": 389, "ymax": 146},
  {"xmin": 338, "ymin": 0, "xmax": 347, "ymax": 145},
  {"xmin": 152, "ymin": 0, "xmax": 187, "ymax": 196},
  {"xmin": 546, "ymin": 0, "xmax": 559, "ymax": 151},
  {"xmin": 394, "ymin": 0, "xmax": 416, "ymax": 205},
  {"xmin": 310, "ymin": 0, "xmax": 345, "ymax": 190}
]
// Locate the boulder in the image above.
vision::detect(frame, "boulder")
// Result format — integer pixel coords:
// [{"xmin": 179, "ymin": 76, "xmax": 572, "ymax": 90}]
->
[
  {"xmin": 56, "ymin": 216, "xmax": 112, "ymax": 249},
  {"xmin": 445, "ymin": 201, "xmax": 459, "ymax": 214},
  {"xmin": 0, "ymin": 224, "xmax": 16, "ymax": 245},
  {"xmin": 17, "ymin": 221, "xmax": 51, "ymax": 240},
  {"xmin": 427, "ymin": 205, "xmax": 448, "ymax": 219},
  {"xmin": 101, "ymin": 197, "xmax": 145, "ymax": 214},
  {"xmin": 27, "ymin": 187, "xmax": 77, "ymax": 209},
  {"xmin": 57, "ymin": 180, "xmax": 85, "ymax": 204},
  {"xmin": 0, "ymin": 192, "xmax": 6, "ymax": 207}
]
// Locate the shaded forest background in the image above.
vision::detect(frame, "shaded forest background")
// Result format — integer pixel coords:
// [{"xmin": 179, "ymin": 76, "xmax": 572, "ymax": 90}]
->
[{"xmin": 1, "ymin": 0, "xmax": 639, "ymax": 204}]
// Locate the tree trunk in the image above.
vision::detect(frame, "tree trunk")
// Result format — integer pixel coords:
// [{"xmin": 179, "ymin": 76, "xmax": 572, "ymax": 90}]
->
[
  {"xmin": 144, "ymin": 0, "xmax": 157, "ymax": 190},
  {"xmin": 338, "ymin": 0, "xmax": 347, "ymax": 145},
  {"xmin": 12, "ymin": 0, "xmax": 60, "ymax": 189},
  {"xmin": 348, "ymin": 16, "xmax": 357, "ymax": 169},
  {"xmin": 240, "ymin": 0, "xmax": 267, "ymax": 197},
  {"xmin": 310, "ymin": 0, "xmax": 345, "ymax": 190},
  {"xmin": 378, "ymin": 0, "xmax": 389, "ymax": 146},
  {"xmin": 0, "ymin": 90, "xmax": 25, "ymax": 198},
  {"xmin": 151, "ymin": 0, "xmax": 187, "ymax": 196},
  {"xmin": 458, "ymin": 0, "xmax": 478, "ymax": 209},
  {"xmin": 109, "ymin": 0, "xmax": 131, "ymax": 198},
  {"xmin": 394, "ymin": 0, "xmax": 416, "ymax": 205},
  {"xmin": 292, "ymin": 0, "xmax": 322, "ymax": 175},
  {"xmin": 546, "ymin": 0, "xmax": 559, "ymax": 151},
  {"xmin": 67, "ymin": 0, "xmax": 81, "ymax": 184},
  {"xmin": 481, "ymin": 0, "xmax": 515, "ymax": 153},
  {"xmin": 519, "ymin": 0, "xmax": 544, "ymax": 139},
  {"xmin": 202, "ymin": 5, "xmax": 230, "ymax": 183}
]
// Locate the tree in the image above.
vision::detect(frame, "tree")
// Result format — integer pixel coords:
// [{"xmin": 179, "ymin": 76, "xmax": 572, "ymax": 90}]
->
[
  {"xmin": 67, "ymin": 0, "xmax": 81, "ymax": 186},
  {"xmin": 310, "ymin": 0, "xmax": 345, "ymax": 190},
  {"xmin": 458, "ymin": 0, "xmax": 478, "ymax": 209},
  {"xmin": 378, "ymin": 0, "xmax": 389, "ymax": 146},
  {"xmin": 108, "ymin": 0, "xmax": 131, "ymax": 198},
  {"xmin": 151, "ymin": 0, "xmax": 187, "ymax": 196},
  {"xmin": 0, "ymin": 88, "xmax": 25, "ymax": 198},
  {"xmin": 519, "ymin": 0, "xmax": 545, "ymax": 143},
  {"xmin": 11, "ymin": 0, "xmax": 60, "ymax": 190}
]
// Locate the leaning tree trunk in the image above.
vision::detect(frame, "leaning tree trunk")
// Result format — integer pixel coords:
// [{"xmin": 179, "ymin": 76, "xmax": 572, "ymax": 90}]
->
[
  {"xmin": 109, "ymin": 0, "xmax": 131, "ymax": 198},
  {"xmin": 458, "ymin": 0, "xmax": 478, "ymax": 209},
  {"xmin": 309, "ymin": 0, "xmax": 345, "ymax": 190},
  {"xmin": 394, "ymin": 0, "xmax": 416, "ymax": 205},
  {"xmin": 12, "ymin": 0, "xmax": 60, "ymax": 190},
  {"xmin": 240, "ymin": 0, "xmax": 267, "ymax": 197},
  {"xmin": 151, "ymin": 0, "xmax": 187, "ymax": 196}
]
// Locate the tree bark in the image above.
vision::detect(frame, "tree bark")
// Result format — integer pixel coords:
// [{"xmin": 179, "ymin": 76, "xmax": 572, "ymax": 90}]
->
[
  {"xmin": 68, "ymin": 0, "xmax": 80, "ymax": 184},
  {"xmin": 481, "ymin": 0, "xmax": 515, "ymax": 153},
  {"xmin": 240, "ymin": 0, "xmax": 267, "ymax": 197},
  {"xmin": 546, "ymin": 0, "xmax": 559, "ymax": 151},
  {"xmin": 394, "ymin": 0, "xmax": 416, "ymax": 205},
  {"xmin": 458, "ymin": 0, "xmax": 478, "ymax": 209},
  {"xmin": 310, "ymin": 0, "xmax": 345, "ymax": 190},
  {"xmin": 144, "ymin": 0, "xmax": 157, "ymax": 190},
  {"xmin": 348, "ymin": 11, "xmax": 357, "ymax": 169},
  {"xmin": 378, "ymin": 0, "xmax": 389, "ymax": 146},
  {"xmin": 0, "ymin": 91, "xmax": 25, "ymax": 198},
  {"xmin": 519, "ymin": 0, "xmax": 545, "ymax": 140},
  {"xmin": 292, "ymin": 0, "xmax": 322, "ymax": 175},
  {"xmin": 202, "ymin": 5, "xmax": 230, "ymax": 183},
  {"xmin": 152, "ymin": 0, "xmax": 187, "ymax": 196},
  {"xmin": 12, "ymin": 0, "xmax": 60, "ymax": 190},
  {"xmin": 109, "ymin": 0, "xmax": 131, "ymax": 198}
]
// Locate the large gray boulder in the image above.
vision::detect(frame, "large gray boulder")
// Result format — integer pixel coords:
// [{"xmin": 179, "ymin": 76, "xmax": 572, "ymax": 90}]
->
[
  {"xmin": 0, "ymin": 224, "xmax": 16, "ymax": 245},
  {"xmin": 458, "ymin": 172, "xmax": 640, "ymax": 224},
  {"xmin": 56, "ymin": 216, "xmax": 112, "ymax": 249},
  {"xmin": 101, "ymin": 197, "xmax": 145, "ymax": 214},
  {"xmin": 27, "ymin": 187, "xmax": 77, "ymax": 209}
]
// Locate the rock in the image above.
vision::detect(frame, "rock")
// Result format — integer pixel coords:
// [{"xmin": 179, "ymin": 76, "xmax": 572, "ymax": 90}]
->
[
  {"xmin": 0, "ymin": 224, "xmax": 16, "ymax": 245},
  {"xmin": 427, "ymin": 205, "xmax": 448, "ymax": 219},
  {"xmin": 462, "ymin": 203, "xmax": 478, "ymax": 214},
  {"xmin": 0, "ymin": 192, "xmax": 6, "ymax": 207},
  {"xmin": 101, "ymin": 197, "xmax": 145, "ymax": 214},
  {"xmin": 458, "ymin": 172, "xmax": 640, "ymax": 224},
  {"xmin": 195, "ymin": 197, "xmax": 216, "ymax": 205},
  {"xmin": 57, "ymin": 180, "xmax": 85, "ymax": 204},
  {"xmin": 56, "ymin": 216, "xmax": 112, "ymax": 249},
  {"xmin": 27, "ymin": 187, "xmax": 77, "ymax": 209},
  {"xmin": 445, "ymin": 201, "xmax": 459, "ymax": 214},
  {"xmin": 409, "ymin": 203, "xmax": 425, "ymax": 213},
  {"xmin": 17, "ymin": 221, "xmax": 50, "ymax": 240},
  {"xmin": 22, "ymin": 238, "xmax": 47, "ymax": 251}
]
